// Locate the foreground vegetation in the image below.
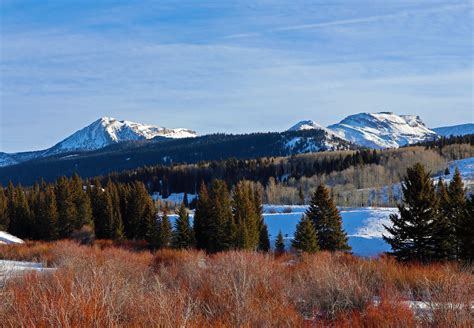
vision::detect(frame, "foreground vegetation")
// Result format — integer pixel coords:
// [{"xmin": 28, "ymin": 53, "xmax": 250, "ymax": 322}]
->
[{"xmin": 0, "ymin": 241, "xmax": 472, "ymax": 327}]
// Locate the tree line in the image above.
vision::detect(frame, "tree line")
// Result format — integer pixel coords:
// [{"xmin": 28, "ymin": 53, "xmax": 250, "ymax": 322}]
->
[{"xmin": 384, "ymin": 165, "xmax": 473, "ymax": 263}]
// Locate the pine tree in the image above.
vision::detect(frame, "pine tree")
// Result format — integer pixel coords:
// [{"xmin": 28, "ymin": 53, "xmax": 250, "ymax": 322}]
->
[
  {"xmin": 144, "ymin": 206, "xmax": 160, "ymax": 249},
  {"xmin": 232, "ymin": 181, "xmax": 260, "ymax": 250},
  {"xmin": 210, "ymin": 180, "xmax": 234, "ymax": 252},
  {"xmin": 0, "ymin": 186, "xmax": 9, "ymax": 231},
  {"xmin": 306, "ymin": 185, "xmax": 351, "ymax": 252},
  {"xmin": 383, "ymin": 163, "xmax": 438, "ymax": 263},
  {"xmin": 193, "ymin": 183, "xmax": 212, "ymax": 250},
  {"xmin": 459, "ymin": 194, "xmax": 474, "ymax": 263},
  {"xmin": 432, "ymin": 178, "xmax": 455, "ymax": 261},
  {"xmin": 106, "ymin": 180, "xmax": 124, "ymax": 240},
  {"xmin": 447, "ymin": 167, "xmax": 467, "ymax": 259},
  {"xmin": 194, "ymin": 180, "xmax": 235, "ymax": 253},
  {"xmin": 9, "ymin": 185, "xmax": 32, "ymax": 239},
  {"xmin": 292, "ymin": 215, "xmax": 319, "ymax": 253},
  {"xmin": 275, "ymin": 230, "xmax": 285, "ymax": 255},
  {"xmin": 36, "ymin": 186, "xmax": 59, "ymax": 240},
  {"xmin": 5, "ymin": 182, "xmax": 15, "ymax": 232},
  {"xmin": 158, "ymin": 210, "xmax": 172, "ymax": 249},
  {"xmin": 258, "ymin": 223, "xmax": 270, "ymax": 252},
  {"xmin": 96, "ymin": 188, "xmax": 114, "ymax": 239},
  {"xmin": 70, "ymin": 174, "xmax": 93, "ymax": 230},
  {"xmin": 119, "ymin": 181, "xmax": 153, "ymax": 240},
  {"xmin": 55, "ymin": 176, "xmax": 77, "ymax": 238},
  {"xmin": 172, "ymin": 203, "xmax": 194, "ymax": 249}
]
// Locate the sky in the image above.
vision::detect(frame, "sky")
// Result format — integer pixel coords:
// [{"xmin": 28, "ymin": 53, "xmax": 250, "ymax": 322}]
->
[{"xmin": 0, "ymin": 0, "xmax": 473, "ymax": 152}]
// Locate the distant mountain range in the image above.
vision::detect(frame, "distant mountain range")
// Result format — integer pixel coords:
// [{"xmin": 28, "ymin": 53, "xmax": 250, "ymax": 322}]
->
[
  {"xmin": 432, "ymin": 123, "xmax": 474, "ymax": 137},
  {"xmin": 0, "ymin": 129, "xmax": 353, "ymax": 185},
  {"xmin": 289, "ymin": 113, "xmax": 472, "ymax": 149},
  {"xmin": 289, "ymin": 112, "xmax": 438, "ymax": 149},
  {"xmin": 0, "ymin": 113, "xmax": 472, "ymax": 184},
  {"xmin": 0, "ymin": 117, "xmax": 196, "ymax": 167}
]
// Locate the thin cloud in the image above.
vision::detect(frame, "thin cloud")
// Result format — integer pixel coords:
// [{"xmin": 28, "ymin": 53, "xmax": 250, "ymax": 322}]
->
[{"xmin": 224, "ymin": 3, "xmax": 471, "ymax": 38}]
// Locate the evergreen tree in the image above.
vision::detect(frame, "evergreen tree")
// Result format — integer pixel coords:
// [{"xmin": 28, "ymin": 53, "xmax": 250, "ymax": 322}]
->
[
  {"xmin": 36, "ymin": 186, "xmax": 59, "ymax": 240},
  {"xmin": 258, "ymin": 223, "xmax": 270, "ymax": 252},
  {"xmin": 193, "ymin": 183, "xmax": 212, "ymax": 250},
  {"xmin": 9, "ymin": 185, "xmax": 32, "ymax": 239},
  {"xmin": 432, "ymin": 178, "xmax": 455, "ymax": 261},
  {"xmin": 95, "ymin": 188, "xmax": 114, "ymax": 239},
  {"xmin": 306, "ymin": 185, "xmax": 351, "ymax": 252},
  {"xmin": 125, "ymin": 181, "xmax": 154, "ymax": 239},
  {"xmin": 459, "ymin": 194, "xmax": 474, "ymax": 263},
  {"xmin": 144, "ymin": 206, "xmax": 160, "ymax": 249},
  {"xmin": 5, "ymin": 182, "xmax": 15, "ymax": 232},
  {"xmin": 172, "ymin": 203, "xmax": 194, "ymax": 249},
  {"xmin": 55, "ymin": 176, "xmax": 77, "ymax": 238},
  {"xmin": 106, "ymin": 180, "xmax": 124, "ymax": 240},
  {"xmin": 383, "ymin": 163, "xmax": 438, "ymax": 263},
  {"xmin": 158, "ymin": 210, "xmax": 172, "ymax": 248},
  {"xmin": 210, "ymin": 180, "xmax": 234, "ymax": 252},
  {"xmin": 0, "ymin": 186, "xmax": 8, "ymax": 231},
  {"xmin": 70, "ymin": 174, "xmax": 93, "ymax": 230},
  {"xmin": 275, "ymin": 230, "xmax": 285, "ymax": 255},
  {"xmin": 447, "ymin": 167, "xmax": 467, "ymax": 258},
  {"xmin": 292, "ymin": 215, "xmax": 319, "ymax": 253},
  {"xmin": 232, "ymin": 181, "xmax": 259, "ymax": 250},
  {"xmin": 194, "ymin": 180, "xmax": 235, "ymax": 253}
]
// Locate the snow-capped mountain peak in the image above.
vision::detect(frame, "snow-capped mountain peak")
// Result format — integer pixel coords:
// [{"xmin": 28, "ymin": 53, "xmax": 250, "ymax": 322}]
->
[
  {"xmin": 288, "ymin": 120, "xmax": 340, "ymax": 138},
  {"xmin": 327, "ymin": 112, "xmax": 437, "ymax": 149},
  {"xmin": 46, "ymin": 117, "xmax": 197, "ymax": 155}
]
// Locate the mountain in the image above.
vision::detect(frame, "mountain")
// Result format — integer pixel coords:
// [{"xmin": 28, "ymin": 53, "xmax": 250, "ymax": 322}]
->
[
  {"xmin": 0, "ymin": 117, "xmax": 197, "ymax": 167},
  {"xmin": 0, "ymin": 129, "xmax": 354, "ymax": 185},
  {"xmin": 327, "ymin": 112, "xmax": 437, "ymax": 149},
  {"xmin": 0, "ymin": 153, "xmax": 18, "ymax": 167},
  {"xmin": 45, "ymin": 117, "xmax": 197, "ymax": 155},
  {"xmin": 288, "ymin": 120, "xmax": 338, "ymax": 137},
  {"xmin": 433, "ymin": 123, "xmax": 474, "ymax": 137}
]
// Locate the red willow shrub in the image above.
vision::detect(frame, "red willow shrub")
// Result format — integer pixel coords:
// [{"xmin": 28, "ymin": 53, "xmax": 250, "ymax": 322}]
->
[{"xmin": 0, "ymin": 241, "xmax": 472, "ymax": 327}]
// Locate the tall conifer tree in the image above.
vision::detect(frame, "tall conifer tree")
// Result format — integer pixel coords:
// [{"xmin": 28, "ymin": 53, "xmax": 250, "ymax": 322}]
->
[
  {"xmin": 292, "ymin": 215, "xmax": 319, "ymax": 253},
  {"xmin": 275, "ymin": 230, "xmax": 285, "ymax": 255},
  {"xmin": 172, "ymin": 203, "xmax": 194, "ymax": 249},
  {"xmin": 447, "ymin": 168, "xmax": 467, "ymax": 258},
  {"xmin": 306, "ymin": 185, "xmax": 351, "ymax": 252},
  {"xmin": 383, "ymin": 163, "xmax": 438, "ymax": 263},
  {"xmin": 0, "ymin": 186, "xmax": 8, "ymax": 231},
  {"xmin": 55, "ymin": 176, "xmax": 77, "ymax": 238},
  {"xmin": 158, "ymin": 209, "xmax": 172, "ymax": 249},
  {"xmin": 432, "ymin": 178, "xmax": 455, "ymax": 261},
  {"xmin": 459, "ymin": 194, "xmax": 474, "ymax": 263}
]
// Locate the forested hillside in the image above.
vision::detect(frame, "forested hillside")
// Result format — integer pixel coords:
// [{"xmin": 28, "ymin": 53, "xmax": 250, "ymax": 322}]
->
[{"xmin": 0, "ymin": 129, "xmax": 352, "ymax": 185}]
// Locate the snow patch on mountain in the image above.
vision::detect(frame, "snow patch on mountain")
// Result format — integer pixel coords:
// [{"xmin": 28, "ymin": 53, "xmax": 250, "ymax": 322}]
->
[
  {"xmin": 433, "ymin": 123, "xmax": 474, "ymax": 137},
  {"xmin": 288, "ymin": 120, "xmax": 339, "ymax": 137},
  {"xmin": 328, "ymin": 112, "xmax": 437, "ymax": 149},
  {"xmin": 0, "ymin": 153, "xmax": 19, "ymax": 167}
]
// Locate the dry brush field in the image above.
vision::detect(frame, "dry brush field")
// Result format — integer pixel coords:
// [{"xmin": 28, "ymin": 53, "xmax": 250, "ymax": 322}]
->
[{"xmin": 0, "ymin": 241, "xmax": 473, "ymax": 327}]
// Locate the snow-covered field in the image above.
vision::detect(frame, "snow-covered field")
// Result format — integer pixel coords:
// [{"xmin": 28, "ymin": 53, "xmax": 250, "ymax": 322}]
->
[
  {"xmin": 0, "ymin": 260, "xmax": 55, "ymax": 286},
  {"xmin": 438, "ymin": 156, "xmax": 474, "ymax": 187},
  {"xmin": 262, "ymin": 206, "xmax": 396, "ymax": 257},
  {"xmin": 0, "ymin": 231, "xmax": 24, "ymax": 244},
  {"xmin": 169, "ymin": 206, "xmax": 397, "ymax": 257}
]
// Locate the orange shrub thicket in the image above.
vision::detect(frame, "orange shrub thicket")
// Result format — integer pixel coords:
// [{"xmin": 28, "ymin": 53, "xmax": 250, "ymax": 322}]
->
[{"xmin": 0, "ymin": 241, "xmax": 472, "ymax": 327}]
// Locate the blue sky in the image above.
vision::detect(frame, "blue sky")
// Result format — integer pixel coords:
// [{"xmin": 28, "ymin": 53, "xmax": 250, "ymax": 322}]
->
[{"xmin": 1, "ymin": 0, "xmax": 472, "ymax": 152}]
